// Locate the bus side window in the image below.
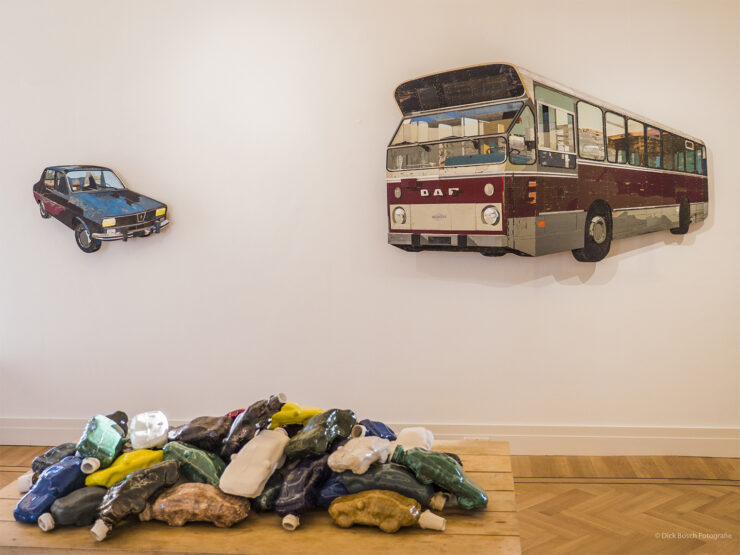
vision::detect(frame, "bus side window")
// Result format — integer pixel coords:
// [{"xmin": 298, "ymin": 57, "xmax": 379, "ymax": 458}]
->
[
  {"xmin": 662, "ymin": 132, "xmax": 683, "ymax": 171},
  {"xmin": 538, "ymin": 104, "xmax": 575, "ymax": 153},
  {"xmin": 577, "ymin": 102, "xmax": 604, "ymax": 160},
  {"xmin": 627, "ymin": 120, "xmax": 645, "ymax": 166},
  {"xmin": 685, "ymin": 140, "xmax": 695, "ymax": 172},
  {"xmin": 605, "ymin": 112, "xmax": 627, "ymax": 164},
  {"xmin": 44, "ymin": 169, "xmax": 55, "ymax": 189},
  {"xmin": 696, "ymin": 146, "xmax": 706, "ymax": 174},
  {"xmin": 646, "ymin": 126, "xmax": 661, "ymax": 168},
  {"xmin": 508, "ymin": 106, "xmax": 535, "ymax": 164}
]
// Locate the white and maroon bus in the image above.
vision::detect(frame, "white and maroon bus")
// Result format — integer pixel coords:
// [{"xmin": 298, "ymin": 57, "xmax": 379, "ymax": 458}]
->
[{"xmin": 386, "ymin": 63, "xmax": 708, "ymax": 261}]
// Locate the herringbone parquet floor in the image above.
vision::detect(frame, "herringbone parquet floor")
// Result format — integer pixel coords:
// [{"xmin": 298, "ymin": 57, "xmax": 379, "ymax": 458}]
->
[{"xmin": 513, "ymin": 456, "xmax": 740, "ymax": 554}]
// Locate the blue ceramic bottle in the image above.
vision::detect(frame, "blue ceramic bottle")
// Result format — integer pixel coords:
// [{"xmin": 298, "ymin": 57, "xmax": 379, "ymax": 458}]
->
[{"xmin": 14, "ymin": 456, "xmax": 85, "ymax": 523}]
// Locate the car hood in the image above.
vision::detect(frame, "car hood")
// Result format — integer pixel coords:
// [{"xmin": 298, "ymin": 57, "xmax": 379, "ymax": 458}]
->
[{"xmin": 71, "ymin": 190, "xmax": 164, "ymax": 219}]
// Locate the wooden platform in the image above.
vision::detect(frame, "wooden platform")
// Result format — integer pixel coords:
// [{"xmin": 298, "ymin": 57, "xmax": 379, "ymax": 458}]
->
[{"xmin": 0, "ymin": 440, "xmax": 521, "ymax": 554}]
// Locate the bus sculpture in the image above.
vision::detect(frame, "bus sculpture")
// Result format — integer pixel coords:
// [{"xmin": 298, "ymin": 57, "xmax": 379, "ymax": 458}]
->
[{"xmin": 386, "ymin": 63, "xmax": 708, "ymax": 261}]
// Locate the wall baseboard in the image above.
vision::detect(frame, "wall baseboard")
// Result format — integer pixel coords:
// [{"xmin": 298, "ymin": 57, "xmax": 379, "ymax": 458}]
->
[{"xmin": 1, "ymin": 418, "xmax": 737, "ymax": 457}]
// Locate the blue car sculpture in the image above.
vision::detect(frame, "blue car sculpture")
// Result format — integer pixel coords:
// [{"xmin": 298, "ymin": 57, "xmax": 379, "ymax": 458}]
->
[{"xmin": 33, "ymin": 165, "xmax": 169, "ymax": 253}]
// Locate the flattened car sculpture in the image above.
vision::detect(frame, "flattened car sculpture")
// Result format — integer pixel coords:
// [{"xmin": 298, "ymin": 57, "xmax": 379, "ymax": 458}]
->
[{"xmin": 33, "ymin": 165, "xmax": 168, "ymax": 253}]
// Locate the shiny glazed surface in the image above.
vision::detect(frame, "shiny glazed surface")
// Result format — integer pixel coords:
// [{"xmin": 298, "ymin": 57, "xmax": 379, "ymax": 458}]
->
[
  {"xmin": 149, "ymin": 482, "xmax": 250, "ymax": 528},
  {"xmin": 328, "ymin": 489, "xmax": 420, "ymax": 533},
  {"xmin": 284, "ymin": 409, "xmax": 356, "ymax": 459}
]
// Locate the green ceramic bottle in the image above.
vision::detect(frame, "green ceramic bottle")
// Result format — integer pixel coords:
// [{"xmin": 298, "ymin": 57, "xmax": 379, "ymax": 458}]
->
[
  {"xmin": 390, "ymin": 446, "xmax": 488, "ymax": 510},
  {"xmin": 283, "ymin": 409, "xmax": 356, "ymax": 459},
  {"xmin": 76, "ymin": 415, "xmax": 126, "ymax": 469},
  {"xmin": 340, "ymin": 463, "xmax": 448, "ymax": 510},
  {"xmin": 163, "ymin": 441, "xmax": 225, "ymax": 487}
]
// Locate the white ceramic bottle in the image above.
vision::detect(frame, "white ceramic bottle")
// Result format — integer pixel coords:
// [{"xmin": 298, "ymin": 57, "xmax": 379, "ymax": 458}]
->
[
  {"xmin": 219, "ymin": 428, "xmax": 289, "ymax": 498},
  {"xmin": 129, "ymin": 411, "xmax": 169, "ymax": 450},
  {"xmin": 391, "ymin": 427, "xmax": 434, "ymax": 451},
  {"xmin": 328, "ymin": 436, "xmax": 392, "ymax": 474}
]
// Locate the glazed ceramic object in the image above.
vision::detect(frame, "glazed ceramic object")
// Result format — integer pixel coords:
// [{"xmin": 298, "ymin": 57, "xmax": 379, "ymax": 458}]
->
[
  {"xmin": 141, "ymin": 482, "xmax": 250, "ymax": 528},
  {"xmin": 76, "ymin": 415, "xmax": 127, "ymax": 469},
  {"xmin": 169, "ymin": 415, "xmax": 233, "ymax": 453},
  {"xmin": 221, "ymin": 393, "xmax": 287, "ymax": 460},
  {"xmin": 163, "ymin": 441, "xmax": 226, "ymax": 487},
  {"xmin": 85, "ymin": 450, "xmax": 164, "ymax": 488},
  {"xmin": 352, "ymin": 419, "xmax": 397, "ymax": 441},
  {"xmin": 269, "ymin": 402, "xmax": 324, "ymax": 428},
  {"xmin": 14, "ymin": 456, "xmax": 85, "ymax": 523},
  {"xmin": 391, "ymin": 446, "xmax": 487, "ymax": 510},
  {"xmin": 225, "ymin": 408, "xmax": 246, "ymax": 419},
  {"xmin": 17, "ymin": 471, "xmax": 34, "ymax": 493},
  {"xmin": 37, "ymin": 486, "xmax": 106, "ymax": 532},
  {"xmin": 328, "ymin": 436, "xmax": 392, "ymax": 475},
  {"xmin": 328, "ymin": 490, "xmax": 446, "ymax": 533},
  {"xmin": 317, "ymin": 474, "xmax": 349, "ymax": 508},
  {"xmin": 129, "ymin": 411, "xmax": 169, "ymax": 450},
  {"xmin": 253, "ymin": 469, "xmax": 286, "ymax": 512},
  {"xmin": 275, "ymin": 454, "xmax": 332, "ymax": 530},
  {"xmin": 219, "ymin": 428, "xmax": 289, "ymax": 498},
  {"xmin": 91, "ymin": 460, "xmax": 179, "ymax": 541},
  {"xmin": 31, "ymin": 443, "xmax": 77, "ymax": 475},
  {"xmin": 391, "ymin": 427, "xmax": 434, "ymax": 451},
  {"xmin": 105, "ymin": 411, "xmax": 129, "ymax": 435},
  {"xmin": 341, "ymin": 463, "xmax": 447, "ymax": 510},
  {"xmin": 283, "ymin": 409, "xmax": 356, "ymax": 459}
]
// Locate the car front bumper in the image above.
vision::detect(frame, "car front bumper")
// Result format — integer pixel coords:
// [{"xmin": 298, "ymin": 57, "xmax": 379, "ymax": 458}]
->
[{"xmin": 92, "ymin": 219, "xmax": 169, "ymax": 241}]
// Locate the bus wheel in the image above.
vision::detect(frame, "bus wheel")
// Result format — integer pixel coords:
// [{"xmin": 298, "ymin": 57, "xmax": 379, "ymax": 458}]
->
[
  {"xmin": 572, "ymin": 203, "xmax": 612, "ymax": 262},
  {"xmin": 670, "ymin": 198, "xmax": 690, "ymax": 235}
]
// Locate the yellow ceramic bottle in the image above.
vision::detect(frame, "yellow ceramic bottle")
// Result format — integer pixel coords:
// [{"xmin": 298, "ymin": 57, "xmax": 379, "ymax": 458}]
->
[
  {"xmin": 85, "ymin": 450, "xmax": 164, "ymax": 488},
  {"xmin": 329, "ymin": 489, "xmax": 446, "ymax": 533},
  {"xmin": 269, "ymin": 402, "xmax": 323, "ymax": 428}
]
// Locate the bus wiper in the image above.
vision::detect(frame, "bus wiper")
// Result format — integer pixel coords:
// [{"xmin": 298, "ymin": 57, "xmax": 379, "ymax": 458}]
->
[{"xmin": 395, "ymin": 141, "xmax": 431, "ymax": 152}]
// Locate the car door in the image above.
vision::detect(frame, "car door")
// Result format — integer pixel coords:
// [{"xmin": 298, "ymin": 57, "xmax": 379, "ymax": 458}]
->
[
  {"xmin": 41, "ymin": 171, "xmax": 70, "ymax": 222},
  {"xmin": 52, "ymin": 172, "xmax": 76, "ymax": 227}
]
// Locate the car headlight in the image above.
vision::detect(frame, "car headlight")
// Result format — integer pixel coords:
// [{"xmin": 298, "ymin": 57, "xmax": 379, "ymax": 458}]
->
[
  {"xmin": 392, "ymin": 207, "xmax": 406, "ymax": 225},
  {"xmin": 102, "ymin": 217, "xmax": 116, "ymax": 228},
  {"xmin": 481, "ymin": 205, "xmax": 500, "ymax": 226},
  {"xmin": 155, "ymin": 207, "xmax": 166, "ymax": 217}
]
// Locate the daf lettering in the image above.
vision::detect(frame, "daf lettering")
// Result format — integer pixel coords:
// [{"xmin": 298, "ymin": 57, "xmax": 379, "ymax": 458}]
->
[{"xmin": 419, "ymin": 187, "xmax": 460, "ymax": 197}]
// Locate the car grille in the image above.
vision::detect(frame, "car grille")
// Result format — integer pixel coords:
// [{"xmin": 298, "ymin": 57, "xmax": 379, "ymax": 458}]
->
[{"xmin": 115, "ymin": 210, "xmax": 157, "ymax": 227}]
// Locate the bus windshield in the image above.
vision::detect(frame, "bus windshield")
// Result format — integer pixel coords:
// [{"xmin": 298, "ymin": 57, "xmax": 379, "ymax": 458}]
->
[
  {"xmin": 387, "ymin": 137, "xmax": 507, "ymax": 171},
  {"xmin": 391, "ymin": 101, "xmax": 522, "ymax": 146}
]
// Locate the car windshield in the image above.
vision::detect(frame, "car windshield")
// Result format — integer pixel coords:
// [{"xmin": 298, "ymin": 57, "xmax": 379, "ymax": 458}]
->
[{"xmin": 67, "ymin": 170, "xmax": 125, "ymax": 192}]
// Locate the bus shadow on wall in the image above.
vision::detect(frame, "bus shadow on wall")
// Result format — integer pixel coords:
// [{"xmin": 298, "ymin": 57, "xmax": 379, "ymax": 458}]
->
[{"xmin": 411, "ymin": 219, "xmax": 709, "ymax": 287}]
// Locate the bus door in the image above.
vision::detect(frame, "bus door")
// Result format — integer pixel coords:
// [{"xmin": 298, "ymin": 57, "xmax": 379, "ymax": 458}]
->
[{"xmin": 530, "ymin": 84, "xmax": 581, "ymax": 255}]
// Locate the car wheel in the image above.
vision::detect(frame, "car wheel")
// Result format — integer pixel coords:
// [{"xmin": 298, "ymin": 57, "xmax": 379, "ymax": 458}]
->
[
  {"xmin": 572, "ymin": 202, "xmax": 612, "ymax": 262},
  {"xmin": 39, "ymin": 200, "xmax": 51, "ymax": 219},
  {"xmin": 75, "ymin": 223, "xmax": 102, "ymax": 253},
  {"xmin": 670, "ymin": 198, "xmax": 690, "ymax": 235}
]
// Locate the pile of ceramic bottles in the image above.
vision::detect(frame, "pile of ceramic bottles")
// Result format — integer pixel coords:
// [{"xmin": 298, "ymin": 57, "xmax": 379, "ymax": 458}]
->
[{"xmin": 13, "ymin": 394, "xmax": 488, "ymax": 540}]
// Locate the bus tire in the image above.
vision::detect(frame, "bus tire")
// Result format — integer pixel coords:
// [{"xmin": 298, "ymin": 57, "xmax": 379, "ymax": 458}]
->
[
  {"xmin": 572, "ymin": 202, "xmax": 612, "ymax": 262},
  {"xmin": 670, "ymin": 198, "xmax": 690, "ymax": 235}
]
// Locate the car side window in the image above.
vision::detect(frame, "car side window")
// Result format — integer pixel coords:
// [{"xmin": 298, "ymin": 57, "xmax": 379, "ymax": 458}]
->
[
  {"xmin": 69, "ymin": 174, "xmax": 83, "ymax": 192},
  {"xmin": 44, "ymin": 169, "xmax": 55, "ymax": 190},
  {"xmin": 56, "ymin": 172, "xmax": 70, "ymax": 195}
]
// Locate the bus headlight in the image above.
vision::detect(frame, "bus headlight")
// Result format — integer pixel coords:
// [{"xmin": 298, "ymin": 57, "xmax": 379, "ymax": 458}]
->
[
  {"xmin": 481, "ymin": 205, "xmax": 500, "ymax": 226},
  {"xmin": 392, "ymin": 207, "xmax": 407, "ymax": 225},
  {"xmin": 102, "ymin": 217, "xmax": 116, "ymax": 228}
]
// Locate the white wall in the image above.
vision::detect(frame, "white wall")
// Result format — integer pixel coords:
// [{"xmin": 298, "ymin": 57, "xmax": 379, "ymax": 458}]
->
[{"xmin": 1, "ymin": 0, "xmax": 738, "ymax": 455}]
